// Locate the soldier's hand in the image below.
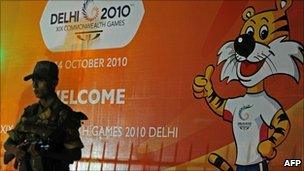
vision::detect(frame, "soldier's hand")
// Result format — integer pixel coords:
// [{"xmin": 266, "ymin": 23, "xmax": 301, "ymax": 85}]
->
[
  {"xmin": 193, "ymin": 65, "xmax": 215, "ymax": 99},
  {"xmin": 258, "ymin": 140, "xmax": 277, "ymax": 160}
]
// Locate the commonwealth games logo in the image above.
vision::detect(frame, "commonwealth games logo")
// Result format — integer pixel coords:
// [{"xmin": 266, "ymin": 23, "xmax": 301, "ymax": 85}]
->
[
  {"xmin": 82, "ymin": 0, "xmax": 100, "ymax": 22},
  {"xmin": 76, "ymin": 0, "xmax": 102, "ymax": 41},
  {"xmin": 238, "ymin": 104, "xmax": 253, "ymax": 121},
  {"xmin": 237, "ymin": 104, "xmax": 253, "ymax": 130}
]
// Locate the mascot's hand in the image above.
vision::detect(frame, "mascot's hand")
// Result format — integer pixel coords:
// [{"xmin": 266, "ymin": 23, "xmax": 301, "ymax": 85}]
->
[
  {"xmin": 258, "ymin": 140, "xmax": 277, "ymax": 160},
  {"xmin": 193, "ymin": 65, "xmax": 214, "ymax": 99}
]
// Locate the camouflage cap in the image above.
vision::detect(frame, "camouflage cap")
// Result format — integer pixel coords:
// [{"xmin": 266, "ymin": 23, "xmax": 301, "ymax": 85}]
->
[{"xmin": 24, "ymin": 61, "xmax": 58, "ymax": 81}]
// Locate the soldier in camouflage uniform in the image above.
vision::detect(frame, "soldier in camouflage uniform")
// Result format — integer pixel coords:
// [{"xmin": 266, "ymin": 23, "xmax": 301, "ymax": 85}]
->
[{"xmin": 3, "ymin": 61, "xmax": 87, "ymax": 171}]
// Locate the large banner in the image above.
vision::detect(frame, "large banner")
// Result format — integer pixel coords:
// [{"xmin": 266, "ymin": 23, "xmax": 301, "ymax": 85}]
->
[{"xmin": 1, "ymin": 0, "xmax": 303, "ymax": 170}]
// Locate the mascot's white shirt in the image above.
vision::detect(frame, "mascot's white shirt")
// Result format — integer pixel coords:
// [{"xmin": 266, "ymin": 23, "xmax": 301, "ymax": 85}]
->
[{"xmin": 223, "ymin": 91, "xmax": 281, "ymax": 165}]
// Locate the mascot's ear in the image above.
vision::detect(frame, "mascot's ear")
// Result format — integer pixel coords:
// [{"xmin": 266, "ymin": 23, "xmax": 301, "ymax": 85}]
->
[
  {"xmin": 242, "ymin": 6, "xmax": 255, "ymax": 21},
  {"xmin": 275, "ymin": 0, "xmax": 292, "ymax": 12}
]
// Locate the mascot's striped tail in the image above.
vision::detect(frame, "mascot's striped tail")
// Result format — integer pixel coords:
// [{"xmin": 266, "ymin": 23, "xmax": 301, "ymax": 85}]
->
[{"xmin": 208, "ymin": 153, "xmax": 234, "ymax": 171}]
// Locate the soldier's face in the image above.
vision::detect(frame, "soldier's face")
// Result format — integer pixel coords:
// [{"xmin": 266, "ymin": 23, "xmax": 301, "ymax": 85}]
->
[{"xmin": 32, "ymin": 79, "xmax": 50, "ymax": 99}]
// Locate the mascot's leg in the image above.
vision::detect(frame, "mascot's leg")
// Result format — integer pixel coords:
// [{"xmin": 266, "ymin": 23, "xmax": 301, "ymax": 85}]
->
[{"xmin": 208, "ymin": 153, "xmax": 233, "ymax": 171}]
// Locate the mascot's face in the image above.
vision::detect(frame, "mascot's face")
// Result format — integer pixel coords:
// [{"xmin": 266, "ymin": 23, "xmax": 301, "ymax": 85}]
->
[{"xmin": 218, "ymin": 0, "xmax": 303, "ymax": 87}]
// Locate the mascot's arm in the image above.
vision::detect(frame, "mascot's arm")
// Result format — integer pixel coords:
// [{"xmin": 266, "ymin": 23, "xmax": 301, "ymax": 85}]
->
[
  {"xmin": 193, "ymin": 65, "xmax": 227, "ymax": 117},
  {"xmin": 205, "ymin": 90, "xmax": 227, "ymax": 116},
  {"xmin": 258, "ymin": 109, "xmax": 290, "ymax": 159}
]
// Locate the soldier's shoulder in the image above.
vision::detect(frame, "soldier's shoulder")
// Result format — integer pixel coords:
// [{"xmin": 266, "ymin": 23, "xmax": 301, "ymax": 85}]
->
[
  {"xmin": 53, "ymin": 97, "xmax": 88, "ymax": 125},
  {"xmin": 56, "ymin": 103, "xmax": 75, "ymax": 122},
  {"xmin": 52, "ymin": 97, "xmax": 72, "ymax": 112},
  {"xmin": 58, "ymin": 110, "xmax": 88, "ymax": 129},
  {"xmin": 59, "ymin": 109, "xmax": 88, "ymax": 122},
  {"xmin": 57, "ymin": 103, "xmax": 73, "ymax": 118}
]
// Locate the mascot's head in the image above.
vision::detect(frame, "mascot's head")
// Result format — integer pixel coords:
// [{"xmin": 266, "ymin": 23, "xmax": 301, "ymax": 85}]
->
[{"xmin": 218, "ymin": 0, "xmax": 303, "ymax": 87}]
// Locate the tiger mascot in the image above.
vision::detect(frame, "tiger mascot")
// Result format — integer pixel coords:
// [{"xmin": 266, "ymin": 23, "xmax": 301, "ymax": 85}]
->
[{"xmin": 193, "ymin": 0, "xmax": 303, "ymax": 170}]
